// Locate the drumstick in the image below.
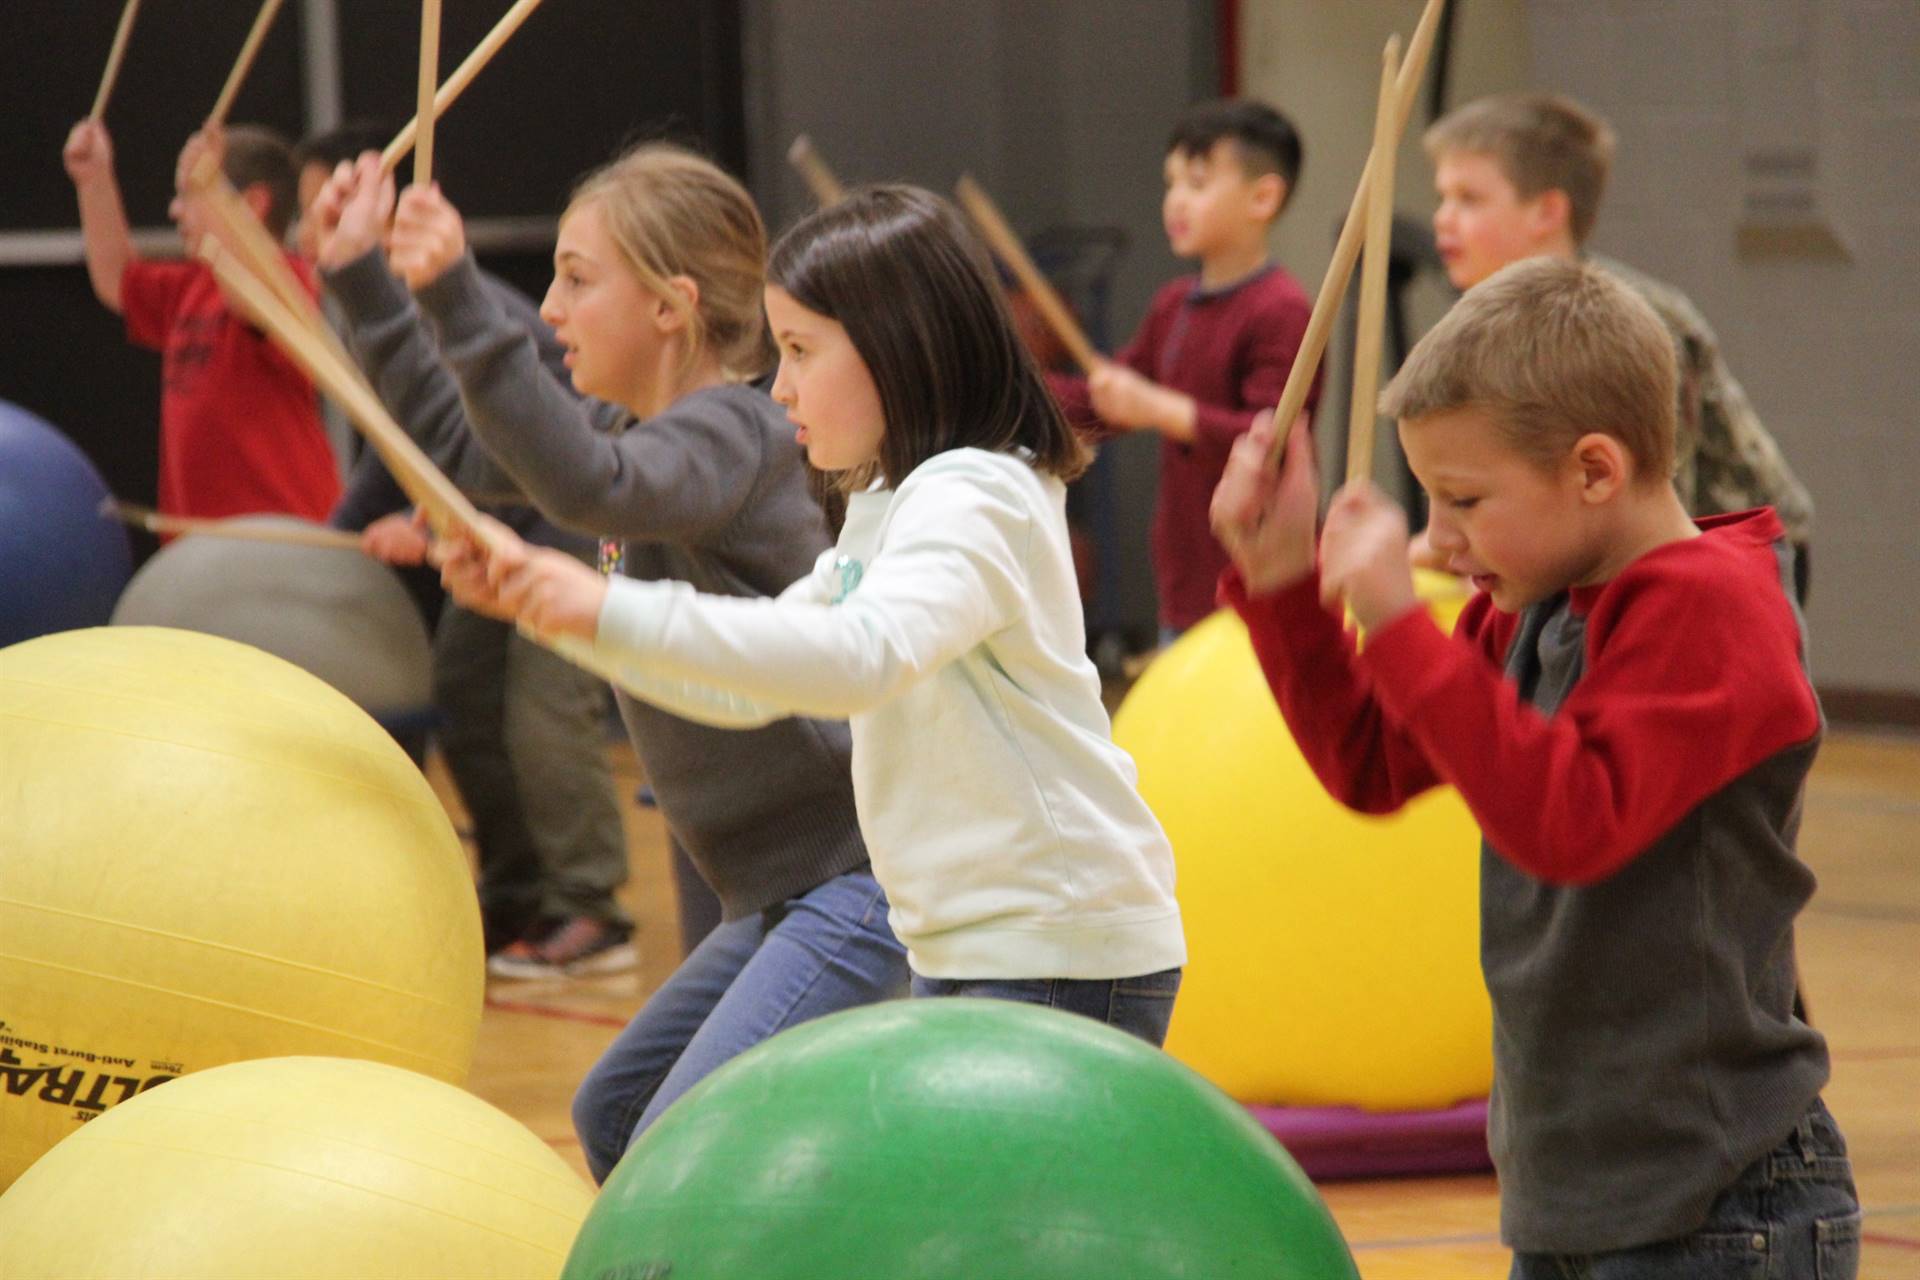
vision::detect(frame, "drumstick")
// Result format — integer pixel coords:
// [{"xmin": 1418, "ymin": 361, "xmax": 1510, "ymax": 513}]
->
[
  {"xmin": 206, "ymin": 0, "xmax": 286, "ymax": 128},
  {"xmin": 1346, "ymin": 37, "xmax": 1402, "ymax": 486},
  {"xmin": 198, "ymin": 241, "xmax": 496, "ymax": 549},
  {"xmin": 100, "ymin": 499, "xmax": 364, "ymax": 551},
  {"xmin": 1265, "ymin": 0, "xmax": 1449, "ymax": 466},
  {"xmin": 413, "ymin": 0, "xmax": 442, "ymax": 188},
  {"xmin": 380, "ymin": 0, "xmax": 549, "ymax": 176},
  {"xmin": 955, "ymin": 174, "xmax": 1100, "ymax": 375},
  {"xmin": 90, "ymin": 0, "xmax": 142, "ymax": 120},
  {"xmin": 787, "ymin": 135, "xmax": 846, "ymax": 206}
]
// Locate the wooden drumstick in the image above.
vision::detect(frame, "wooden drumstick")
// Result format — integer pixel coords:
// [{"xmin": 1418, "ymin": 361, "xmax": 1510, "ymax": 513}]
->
[
  {"xmin": 100, "ymin": 499, "xmax": 365, "ymax": 552},
  {"xmin": 1347, "ymin": 37, "xmax": 1403, "ymax": 486},
  {"xmin": 955, "ymin": 174, "xmax": 1100, "ymax": 376},
  {"xmin": 90, "ymin": 0, "xmax": 143, "ymax": 120},
  {"xmin": 413, "ymin": 0, "xmax": 442, "ymax": 188},
  {"xmin": 381, "ymin": 0, "xmax": 549, "ymax": 176},
  {"xmin": 1265, "ymin": 0, "xmax": 1449, "ymax": 467},
  {"xmin": 788, "ymin": 135, "xmax": 846, "ymax": 206},
  {"xmin": 206, "ymin": 0, "xmax": 286, "ymax": 128}
]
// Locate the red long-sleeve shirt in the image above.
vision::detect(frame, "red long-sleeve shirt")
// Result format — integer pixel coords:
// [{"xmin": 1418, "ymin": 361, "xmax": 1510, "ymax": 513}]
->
[
  {"xmin": 1223, "ymin": 509, "xmax": 1819, "ymax": 884},
  {"xmin": 1052, "ymin": 264, "xmax": 1317, "ymax": 631}
]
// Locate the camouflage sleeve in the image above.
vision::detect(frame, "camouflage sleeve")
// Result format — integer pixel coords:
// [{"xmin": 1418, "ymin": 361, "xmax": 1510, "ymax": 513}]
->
[{"xmin": 1688, "ymin": 336, "xmax": 1814, "ymax": 542}]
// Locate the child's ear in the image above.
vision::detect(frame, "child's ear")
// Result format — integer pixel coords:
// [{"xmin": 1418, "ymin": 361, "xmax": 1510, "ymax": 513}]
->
[
  {"xmin": 1252, "ymin": 172, "xmax": 1286, "ymax": 221},
  {"xmin": 1528, "ymin": 188, "xmax": 1574, "ymax": 244},
  {"xmin": 1569, "ymin": 431, "xmax": 1628, "ymax": 504},
  {"xmin": 240, "ymin": 182, "xmax": 276, "ymax": 229},
  {"xmin": 653, "ymin": 275, "xmax": 702, "ymax": 333}
]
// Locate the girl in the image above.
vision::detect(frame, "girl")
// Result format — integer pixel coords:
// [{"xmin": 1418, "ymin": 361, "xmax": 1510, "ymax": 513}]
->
[
  {"xmin": 357, "ymin": 144, "xmax": 909, "ymax": 1183},
  {"xmin": 439, "ymin": 186, "xmax": 1187, "ymax": 1045}
]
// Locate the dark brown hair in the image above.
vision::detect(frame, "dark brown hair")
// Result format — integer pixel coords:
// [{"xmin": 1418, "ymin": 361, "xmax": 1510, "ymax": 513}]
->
[
  {"xmin": 222, "ymin": 125, "xmax": 298, "ymax": 239},
  {"xmin": 1167, "ymin": 98, "xmax": 1303, "ymax": 210},
  {"xmin": 768, "ymin": 185, "xmax": 1089, "ymax": 490}
]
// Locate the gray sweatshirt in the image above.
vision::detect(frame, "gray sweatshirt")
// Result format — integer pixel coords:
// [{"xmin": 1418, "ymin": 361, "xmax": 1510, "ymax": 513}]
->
[{"xmin": 328, "ymin": 248, "xmax": 869, "ymax": 919}]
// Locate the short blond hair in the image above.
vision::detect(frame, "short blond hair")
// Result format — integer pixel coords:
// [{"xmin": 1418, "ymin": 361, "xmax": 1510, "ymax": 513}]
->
[
  {"xmin": 1380, "ymin": 256, "xmax": 1677, "ymax": 481},
  {"xmin": 565, "ymin": 143, "xmax": 769, "ymax": 378},
  {"xmin": 1424, "ymin": 94, "xmax": 1614, "ymax": 245}
]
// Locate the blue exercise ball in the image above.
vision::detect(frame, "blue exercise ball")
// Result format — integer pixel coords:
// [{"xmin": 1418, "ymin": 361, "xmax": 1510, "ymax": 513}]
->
[{"xmin": 0, "ymin": 400, "xmax": 132, "ymax": 647}]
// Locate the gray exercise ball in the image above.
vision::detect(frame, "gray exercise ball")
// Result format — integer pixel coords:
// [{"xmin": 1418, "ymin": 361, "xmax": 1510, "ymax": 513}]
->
[{"xmin": 111, "ymin": 518, "xmax": 432, "ymax": 719}]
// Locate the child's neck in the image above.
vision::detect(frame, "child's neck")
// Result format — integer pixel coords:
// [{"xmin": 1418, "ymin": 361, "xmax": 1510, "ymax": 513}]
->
[
  {"xmin": 1198, "ymin": 239, "xmax": 1271, "ymax": 290},
  {"xmin": 626, "ymin": 349, "xmax": 728, "ymax": 419},
  {"xmin": 1577, "ymin": 486, "xmax": 1701, "ymax": 588}
]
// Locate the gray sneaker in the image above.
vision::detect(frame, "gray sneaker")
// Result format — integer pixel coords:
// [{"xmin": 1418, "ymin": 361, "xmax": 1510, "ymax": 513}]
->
[{"xmin": 486, "ymin": 916, "xmax": 637, "ymax": 980}]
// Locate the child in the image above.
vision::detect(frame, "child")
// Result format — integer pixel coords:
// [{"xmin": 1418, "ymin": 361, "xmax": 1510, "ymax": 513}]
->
[
  {"xmin": 1210, "ymin": 257, "xmax": 1857, "ymax": 1274},
  {"xmin": 1050, "ymin": 99, "xmax": 1317, "ymax": 638},
  {"xmin": 62, "ymin": 120, "xmax": 339, "ymax": 522},
  {"xmin": 304, "ymin": 144, "xmax": 635, "ymax": 975},
  {"xmin": 1424, "ymin": 92, "xmax": 1815, "ymax": 600},
  {"xmin": 363, "ymin": 143, "xmax": 907, "ymax": 1180},
  {"xmin": 436, "ymin": 186, "xmax": 1187, "ymax": 1045}
]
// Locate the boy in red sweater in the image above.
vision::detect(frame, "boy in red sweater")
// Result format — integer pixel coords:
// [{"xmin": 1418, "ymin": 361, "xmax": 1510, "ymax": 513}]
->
[
  {"xmin": 64, "ymin": 120, "xmax": 339, "ymax": 522},
  {"xmin": 1211, "ymin": 257, "xmax": 1857, "ymax": 1275},
  {"xmin": 1051, "ymin": 99, "xmax": 1317, "ymax": 637}
]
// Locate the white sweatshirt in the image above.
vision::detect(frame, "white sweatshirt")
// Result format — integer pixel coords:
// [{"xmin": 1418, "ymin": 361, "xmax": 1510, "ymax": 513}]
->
[{"xmin": 561, "ymin": 447, "xmax": 1186, "ymax": 980}]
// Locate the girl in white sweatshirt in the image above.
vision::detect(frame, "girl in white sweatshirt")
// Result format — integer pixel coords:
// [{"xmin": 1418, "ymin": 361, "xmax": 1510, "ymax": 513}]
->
[{"xmin": 439, "ymin": 185, "xmax": 1185, "ymax": 1044}]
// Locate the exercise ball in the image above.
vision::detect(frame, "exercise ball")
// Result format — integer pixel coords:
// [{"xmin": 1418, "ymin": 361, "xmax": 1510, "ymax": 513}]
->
[
  {"xmin": 110, "ymin": 518, "xmax": 431, "ymax": 719},
  {"xmin": 0, "ymin": 1056, "xmax": 592, "ymax": 1279},
  {"xmin": 0, "ymin": 399, "xmax": 132, "ymax": 647},
  {"xmin": 0, "ymin": 627, "xmax": 482, "ymax": 1190},
  {"xmin": 565, "ymin": 999, "xmax": 1360, "ymax": 1280},
  {"xmin": 1113, "ymin": 582, "xmax": 1492, "ymax": 1112}
]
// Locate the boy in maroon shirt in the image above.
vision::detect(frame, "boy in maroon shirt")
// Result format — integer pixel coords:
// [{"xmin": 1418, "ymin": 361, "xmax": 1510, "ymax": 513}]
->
[
  {"xmin": 1210, "ymin": 257, "xmax": 1856, "ymax": 1274},
  {"xmin": 1050, "ymin": 99, "xmax": 1317, "ymax": 637},
  {"xmin": 64, "ymin": 120, "xmax": 340, "ymax": 523}
]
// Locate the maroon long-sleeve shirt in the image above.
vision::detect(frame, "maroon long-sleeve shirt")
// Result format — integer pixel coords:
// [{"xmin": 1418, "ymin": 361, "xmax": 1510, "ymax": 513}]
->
[
  {"xmin": 1052, "ymin": 264, "xmax": 1318, "ymax": 631},
  {"xmin": 1223, "ymin": 508, "xmax": 1831, "ymax": 1252}
]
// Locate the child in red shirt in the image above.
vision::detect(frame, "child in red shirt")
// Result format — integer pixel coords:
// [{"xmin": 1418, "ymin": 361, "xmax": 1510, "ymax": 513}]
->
[
  {"xmin": 1210, "ymin": 257, "xmax": 1855, "ymax": 1274},
  {"xmin": 64, "ymin": 120, "xmax": 339, "ymax": 521},
  {"xmin": 1050, "ymin": 99, "xmax": 1318, "ymax": 636}
]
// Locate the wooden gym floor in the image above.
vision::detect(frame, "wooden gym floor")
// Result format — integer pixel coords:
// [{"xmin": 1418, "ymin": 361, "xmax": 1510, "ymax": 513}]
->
[{"xmin": 446, "ymin": 726, "xmax": 1920, "ymax": 1278}]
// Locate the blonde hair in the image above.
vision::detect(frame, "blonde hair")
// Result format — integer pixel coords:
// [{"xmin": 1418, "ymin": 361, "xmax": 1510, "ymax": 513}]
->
[
  {"xmin": 1424, "ymin": 94, "xmax": 1615, "ymax": 245},
  {"xmin": 1380, "ymin": 257, "xmax": 1677, "ymax": 481},
  {"xmin": 564, "ymin": 142, "xmax": 769, "ymax": 378}
]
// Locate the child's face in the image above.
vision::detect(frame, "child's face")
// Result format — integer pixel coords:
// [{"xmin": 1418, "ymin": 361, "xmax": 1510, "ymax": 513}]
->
[
  {"xmin": 1162, "ymin": 140, "xmax": 1276, "ymax": 261},
  {"xmin": 764, "ymin": 285, "xmax": 885, "ymax": 473},
  {"xmin": 1401, "ymin": 408, "xmax": 1607, "ymax": 612},
  {"xmin": 167, "ymin": 191, "xmax": 208, "ymax": 257},
  {"xmin": 540, "ymin": 201, "xmax": 668, "ymax": 409},
  {"xmin": 1431, "ymin": 150, "xmax": 1563, "ymax": 290}
]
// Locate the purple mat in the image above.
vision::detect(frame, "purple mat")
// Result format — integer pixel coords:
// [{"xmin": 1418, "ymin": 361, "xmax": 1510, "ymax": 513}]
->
[{"xmin": 1247, "ymin": 1098, "xmax": 1492, "ymax": 1181}]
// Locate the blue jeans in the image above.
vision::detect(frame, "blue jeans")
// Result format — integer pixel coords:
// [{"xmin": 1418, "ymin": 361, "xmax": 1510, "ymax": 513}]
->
[
  {"xmin": 1510, "ymin": 1099, "xmax": 1860, "ymax": 1279},
  {"xmin": 910, "ymin": 968, "xmax": 1182, "ymax": 1048},
  {"xmin": 572, "ymin": 868, "xmax": 908, "ymax": 1183}
]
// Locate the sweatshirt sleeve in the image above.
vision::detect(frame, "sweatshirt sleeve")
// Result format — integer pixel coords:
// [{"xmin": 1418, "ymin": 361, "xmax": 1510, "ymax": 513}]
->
[
  {"xmin": 1353, "ymin": 550, "xmax": 1820, "ymax": 885},
  {"xmin": 585, "ymin": 462, "xmax": 1029, "ymax": 721},
  {"xmin": 1224, "ymin": 569, "xmax": 1453, "ymax": 813},
  {"xmin": 414, "ymin": 253, "xmax": 759, "ymax": 543},
  {"xmin": 321, "ymin": 248, "xmax": 524, "ymax": 495}
]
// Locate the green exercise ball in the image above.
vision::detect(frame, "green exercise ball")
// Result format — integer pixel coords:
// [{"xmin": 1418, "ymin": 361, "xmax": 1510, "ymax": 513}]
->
[{"xmin": 563, "ymin": 999, "xmax": 1360, "ymax": 1280}]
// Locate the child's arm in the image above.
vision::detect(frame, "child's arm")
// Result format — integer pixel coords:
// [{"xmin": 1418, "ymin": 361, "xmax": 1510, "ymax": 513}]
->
[
  {"xmin": 1212, "ymin": 417, "xmax": 1449, "ymax": 811},
  {"xmin": 63, "ymin": 120, "xmax": 135, "ymax": 313},
  {"xmin": 314, "ymin": 157, "xmax": 551, "ymax": 496},
  {"xmin": 1318, "ymin": 489, "xmax": 1821, "ymax": 885},
  {"xmin": 387, "ymin": 186, "xmax": 752, "ymax": 543},
  {"xmin": 444, "ymin": 456, "xmax": 1032, "ymax": 723}
]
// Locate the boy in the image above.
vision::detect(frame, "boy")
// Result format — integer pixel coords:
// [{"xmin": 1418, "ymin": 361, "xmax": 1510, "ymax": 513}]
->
[
  {"xmin": 63, "ymin": 120, "xmax": 340, "ymax": 522},
  {"xmin": 1051, "ymin": 99, "xmax": 1317, "ymax": 638},
  {"xmin": 1424, "ymin": 92, "xmax": 1815, "ymax": 600},
  {"xmin": 1210, "ymin": 258, "xmax": 1857, "ymax": 1274}
]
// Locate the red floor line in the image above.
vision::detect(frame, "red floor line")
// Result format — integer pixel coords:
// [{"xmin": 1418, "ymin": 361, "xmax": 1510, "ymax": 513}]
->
[
  {"xmin": 484, "ymin": 996, "xmax": 626, "ymax": 1028},
  {"xmin": 1864, "ymin": 1232, "xmax": 1920, "ymax": 1252}
]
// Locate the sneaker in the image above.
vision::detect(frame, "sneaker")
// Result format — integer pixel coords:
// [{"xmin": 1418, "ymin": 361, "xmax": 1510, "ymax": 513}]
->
[{"xmin": 486, "ymin": 916, "xmax": 637, "ymax": 980}]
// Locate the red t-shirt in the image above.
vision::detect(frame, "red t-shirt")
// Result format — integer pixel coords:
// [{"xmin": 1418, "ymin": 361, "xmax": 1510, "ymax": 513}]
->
[{"xmin": 122, "ymin": 257, "xmax": 341, "ymax": 521}]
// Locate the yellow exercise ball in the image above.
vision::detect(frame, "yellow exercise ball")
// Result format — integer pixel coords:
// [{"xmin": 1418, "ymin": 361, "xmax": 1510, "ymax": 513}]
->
[
  {"xmin": 0, "ymin": 1056, "xmax": 594, "ymax": 1279},
  {"xmin": 0, "ymin": 627, "xmax": 483, "ymax": 1190},
  {"xmin": 1113, "ymin": 581, "xmax": 1492, "ymax": 1112}
]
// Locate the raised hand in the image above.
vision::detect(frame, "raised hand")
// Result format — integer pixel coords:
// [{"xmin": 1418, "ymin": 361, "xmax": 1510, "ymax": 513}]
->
[
  {"xmin": 314, "ymin": 153, "xmax": 397, "ymax": 270},
  {"xmin": 1318, "ymin": 480, "xmax": 1416, "ymax": 631},
  {"xmin": 387, "ymin": 183, "xmax": 467, "ymax": 291},
  {"xmin": 1210, "ymin": 410, "xmax": 1319, "ymax": 596},
  {"xmin": 62, "ymin": 119, "xmax": 114, "ymax": 186}
]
